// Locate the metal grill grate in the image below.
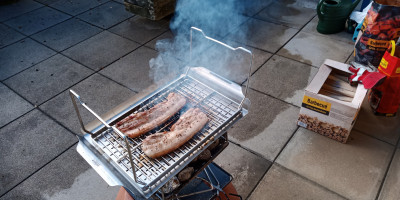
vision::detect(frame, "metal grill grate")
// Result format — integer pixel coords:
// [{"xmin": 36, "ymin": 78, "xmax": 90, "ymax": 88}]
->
[{"xmin": 91, "ymin": 76, "xmax": 240, "ymax": 195}]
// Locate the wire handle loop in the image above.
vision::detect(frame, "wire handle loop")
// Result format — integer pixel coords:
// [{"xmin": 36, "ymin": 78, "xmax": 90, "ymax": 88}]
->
[
  {"xmin": 188, "ymin": 27, "xmax": 253, "ymax": 109},
  {"xmin": 69, "ymin": 89, "xmax": 137, "ymax": 182}
]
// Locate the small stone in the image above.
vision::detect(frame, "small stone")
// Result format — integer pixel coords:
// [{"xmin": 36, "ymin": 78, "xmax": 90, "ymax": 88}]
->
[{"xmin": 177, "ymin": 167, "xmax": 194, "ymax": 182}]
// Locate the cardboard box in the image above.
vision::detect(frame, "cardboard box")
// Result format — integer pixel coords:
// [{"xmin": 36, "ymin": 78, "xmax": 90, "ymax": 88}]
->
[{"xmin": 298, "ymin": 59, "xmax": 368, "ymax": 143}]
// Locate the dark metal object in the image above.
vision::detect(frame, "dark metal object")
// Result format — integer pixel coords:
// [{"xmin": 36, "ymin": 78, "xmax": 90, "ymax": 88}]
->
[{"xmin": 70, "ymin": 27, "xmax": 252, "ymax": 199}]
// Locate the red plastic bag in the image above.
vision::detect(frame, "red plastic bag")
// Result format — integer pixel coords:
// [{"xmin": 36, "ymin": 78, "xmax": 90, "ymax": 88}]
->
[{"xmin": 379, "ymin": 40, "xmax": 400, "ymax": 76}]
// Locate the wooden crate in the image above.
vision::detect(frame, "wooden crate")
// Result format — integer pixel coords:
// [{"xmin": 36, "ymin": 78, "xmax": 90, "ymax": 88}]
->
[{"xmin": 124, "ymin": 0, "xmax": 176, "ymax": 20}]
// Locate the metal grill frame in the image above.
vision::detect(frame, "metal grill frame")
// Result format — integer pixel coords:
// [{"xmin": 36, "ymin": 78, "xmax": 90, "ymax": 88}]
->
[
  {"xmin": 71, "ymin": 27, "xmax": 253, "ymax": 199},
  {"xmin": 71, "ymin": 73, "xmax": 245, "ymax": 198}
]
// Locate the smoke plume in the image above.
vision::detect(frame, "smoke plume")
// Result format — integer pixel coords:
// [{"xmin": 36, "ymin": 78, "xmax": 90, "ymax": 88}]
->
[{"xmin": 149, "ymin": 0, "xmax": 253, "ymax": 85}]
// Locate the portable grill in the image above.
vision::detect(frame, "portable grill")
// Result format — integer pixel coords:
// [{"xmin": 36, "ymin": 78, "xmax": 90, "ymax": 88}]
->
[{"xmin": 69, "ymin": 27, "xmax": 253, "ymax": 199}]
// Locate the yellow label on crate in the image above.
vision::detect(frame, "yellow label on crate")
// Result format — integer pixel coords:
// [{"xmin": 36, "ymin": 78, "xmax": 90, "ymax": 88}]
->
[
  {"xmin": 302, "ymin": 96, "xmax": 331, "ymax": 116},
  {"xmin": 396, "ymin": 67, "xmax": 400, "ymax": 73},
  {"xmin": 380, "ymin": 58, "xmax": 388, "ymax": 69},
  {"xmin": 367, "ymin": 39, "xmax": 391, "ymax": 48}
]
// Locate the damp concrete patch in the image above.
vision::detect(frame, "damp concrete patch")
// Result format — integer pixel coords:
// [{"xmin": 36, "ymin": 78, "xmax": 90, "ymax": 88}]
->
[
  {"xmin": 250, "ymin": 55, "xmax": 318, "ymax": 106},
  {"xmin": 228, "ymin": 89, "xmax": 299, "ymax": 161},
  {"xmin": 1, "ymin": 147, "xmax": 119, "ymax": 200}
]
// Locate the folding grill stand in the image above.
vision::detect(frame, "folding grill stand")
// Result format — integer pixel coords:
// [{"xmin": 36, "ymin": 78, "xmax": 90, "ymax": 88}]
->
[{"xmin": 69, "ymin": 27, "xmax": 253, "ymax": 200}]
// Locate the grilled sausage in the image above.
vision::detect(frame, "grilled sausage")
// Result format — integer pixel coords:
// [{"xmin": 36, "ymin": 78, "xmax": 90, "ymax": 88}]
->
[
  {"xmin": 142, "ymin": 108, "xmax": 209, "ymax": 158},
  {"xmin": 116, "ymin": 93, "xmax": 186, "ymax": 138}
]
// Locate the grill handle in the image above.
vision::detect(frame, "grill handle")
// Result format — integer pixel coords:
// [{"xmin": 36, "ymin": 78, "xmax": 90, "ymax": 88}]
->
[
  {"xmin": 69, "ymin": 89, "xmax": 138, "ymax": 182},
  {"xmin": 188, "ymin": 26, "xmax": 253, "ymax": 109}
]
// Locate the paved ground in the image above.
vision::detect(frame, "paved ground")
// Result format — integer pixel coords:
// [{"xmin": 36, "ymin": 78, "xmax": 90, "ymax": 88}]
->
[{"xmin": 1, "ymin": 0, "xmax": 400, "ymax": 200}]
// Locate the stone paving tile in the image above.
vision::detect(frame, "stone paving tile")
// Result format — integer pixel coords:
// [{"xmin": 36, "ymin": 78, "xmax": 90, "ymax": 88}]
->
[
  {"xmin": 144, "ymin": 30, "xmax": 190, "ymax": 62},
  {"xmin": 241, "ymin": 0, "xmax": 273, "ymax": 17},
  {"xmin": 192, "ymin": 41, "xmax": 272, "ymax": 84},
  {"xmin": 34, "ymin": 0, "xmax": 59, "ymax": 5},
  {"xmin": 77, "ymin": 1, "xmax": 133, "ymax": 29},
  {"xmin": 49, "ymin": 0, "xmax": 109, "ymax": 16},
  {"xmin": 228, "ymin": 89, "xmax": 299, "ymax": 161},
  {"xmin": 250, "ymin": 55, "xmax": 318, "ymax": 107},
  {"xmin": 378, "ymin": 148, "xmax": 400, "ymax": 200},
  {"xmin": 0, "ymin": 38, "xmax": 56, "ymax": 80},
  {"xmin": 277, "ymin": 32, "xmax": 354, "ymax": 67},
  {"xmin": 0, "ymin": 0, "xmax": 43, "ymax": 22},
  {"xmin": 254, "ymin": 0, "xmax": 316, "ymax": 29},
  {"xmin": 214, "ymin": 142, "xmax": 271, "ymax": 199},
  {"xmin": 100, "ymin": 46, "xmax": 161, "ymax": 92},
  {"xmin": 0, "ymin": 146, "xmax": 120, "ymax": 200},
  {"xmin": 276, "ymin": 128, "xmax": 394, "ymax": 200},
  {"xmin": 145, "ymin": 30, "xmax": 174, "ymax": 50},
  {"xmin": 354, "ymin": 98, "xmax": 400, "ymax": 145},
  {"xmin": 0, "ymin": 23, "xmax": 25, "ymax": 48},
  {"xmin": 4, "ymin": 54, "xmax": 93, "ymax": 105},
  {"xmin": 109, "ymin": 15, "xmax": 169, "ymax": 44},
  {"xmin": 4, "ymin": 7, "xmax": 71, "ymax": 35},
  {"xmin": 0, "ymin": 109, "xmax": 77, "ymax": 196},
  {"xmin": 248, "ymin": 164, "xmax": 346, "ymax": 200},
  {"xmin": 0, "ymin": 83, "xmax": 32, "ymax": 127},
  {"xmin": 62, "ymin": 31, "xmax": 139, "ymax": 71},
  {"xmin": 228, "ymin": 18, "xmax": 298, "ymax": 53},
  {"xmin": 31, "ymin": 18, "xmax": 102, "ymax": 52},
  {"xmin": 39, "ymin": 73, "xmax": 136, "ymax": 134},
  {"xmin": 303, "ymin": 16, "xmax": 354, "ymax": 43}
]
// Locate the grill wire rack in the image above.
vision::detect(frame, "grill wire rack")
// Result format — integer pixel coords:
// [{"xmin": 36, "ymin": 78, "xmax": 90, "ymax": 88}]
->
[{"xmin": 70, "ymin": 27, "xmax": 252, "ymax": 199}]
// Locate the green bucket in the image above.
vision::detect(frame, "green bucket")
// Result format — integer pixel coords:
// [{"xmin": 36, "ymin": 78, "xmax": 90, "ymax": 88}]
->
[{"xmin": 317, "ymin": 0, "xmax": 361, "ymax": 34}]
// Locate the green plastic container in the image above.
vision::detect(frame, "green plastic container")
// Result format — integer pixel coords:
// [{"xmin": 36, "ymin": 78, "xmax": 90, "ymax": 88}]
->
[{"xmin": 317, "ymin": 0, "xmax": 361, "ymax": 34}]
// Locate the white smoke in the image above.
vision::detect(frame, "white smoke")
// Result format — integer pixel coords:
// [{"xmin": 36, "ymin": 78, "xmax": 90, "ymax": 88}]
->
[{"xmin": 149, "ymin": 0, "xmax": 252, "ymax": 84}]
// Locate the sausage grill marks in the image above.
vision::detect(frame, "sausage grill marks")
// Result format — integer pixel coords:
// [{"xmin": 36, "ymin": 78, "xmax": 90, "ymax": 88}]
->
[{"xmin": 115, "ymin": 93, "xmax": 186, "ymax": 138}]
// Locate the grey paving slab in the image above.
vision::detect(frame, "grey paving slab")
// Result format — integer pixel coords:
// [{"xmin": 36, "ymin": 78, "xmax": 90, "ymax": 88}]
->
[
  {"xmin": 241, "ymin": 0, "xmax": 273, "ymax": 17},
  {"xmin": 214, "ymin": 142, "xmax": 271, "ymax": 199},
  {"xmin": 0, "ymin": 23, "xmax": 25, "ymax": 48},
  {"xmin": 100, "ymin": 46, "xmax": 165, "ymax": 92},
  {"xmin": 354, "ymin": 98, "xmax": 400, "ymax": 145},
  {"xmin": 62, "ymin": 31, "xmax": 140, "ymax": 71},
  {"xmin": 0, "ymin": 83, "xmax": 32, "ymax": 127},
  {"xmin": 0, "ymin": 38, "xmax": 56, "ymax": 80},
  {"xmin": 277, "ymin": 32, "xmax": 354, "ymax": 67},
  {"xmin": 346, "ymin": 53, "xmax": 356, "ymax": 64},
  {"xmin": 0, "ymin": 146, "xmax": 120, "ymax": 200},
  {"xmin": 303, "ymin": 16, "xmax": 354, "ymax": 43},
  {"xmin": 227, "ymin": 18, "xmax": 298, "ymax": 53},
  {"xmin": 254, "ymin": 0, "xmax": 316, "ymax": 29},
  {"xmin": 0, "ymin": 0, "xmax": 43, "ymax": 22},
  {"xmin": 250, "ymin": 55, "xmax": 318, "ymax": 106},
  {"xmin": 34, "ymin": 0, "xmax": 59, "ymax": 5},
  {"xmin": 145, "ymin": 30, "xmax": 174, "ymax": 50},
  {"xmin": 144, "ymin": 30, "xmax": 190, "ymax": 62},
  {"xmin": 248, "ymin": 164, "xmax": 346, "ymax": 200},
  {"xmin": 378, "ymin": 148, "xmax": 400, "ymax": 200},
  {"xmin": 31, "ymin": 18, "xmax": 102, "ymax": 51},
  {"xmin": 276, "ymin": 128, "xmax": 394, "ymax": 200},
  {"xmin": 0, "ymin": 109, "xmax": 77, "ymax": 196},
  {"xmin": 109, "ymin": 15, "xmax": 169, "ymax": 44},
  {"xmin": 4, "ymin": 54, "xmax": 93, "ymax": 105},
  {"xmin": 39, "ymin": 73, "xmax": 136, "ymax": 134},
  {"xmin": 4, "ymin": 6, "xmax": 71, "ymax": 35},
  {"xmin": 49, "ymin": 0, "xmax": 109, "ymax": 16},
  {"xmin": 228, "ymin": 89, "xmax": 299, "ymax": 161},
  {"xmin": 77, "ymin": 1, "xmax": 133, "ymax": 29},
  {"xmin": 287, "ymin": 0, "xmax": 319, "ymax": 9}
]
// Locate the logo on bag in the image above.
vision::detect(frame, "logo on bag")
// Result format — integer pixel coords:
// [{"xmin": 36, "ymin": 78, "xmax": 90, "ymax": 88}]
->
[
  {"xmin": 380, "ymin": 58, "xmax": 388, "ymax": 69},
  {"xmin": 302, "ymin": 96, "xmax": 331, "ymax": 116},
  {"xmin": 367, "ymin": 39, "xmax": 390, "ymax": 48}
]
